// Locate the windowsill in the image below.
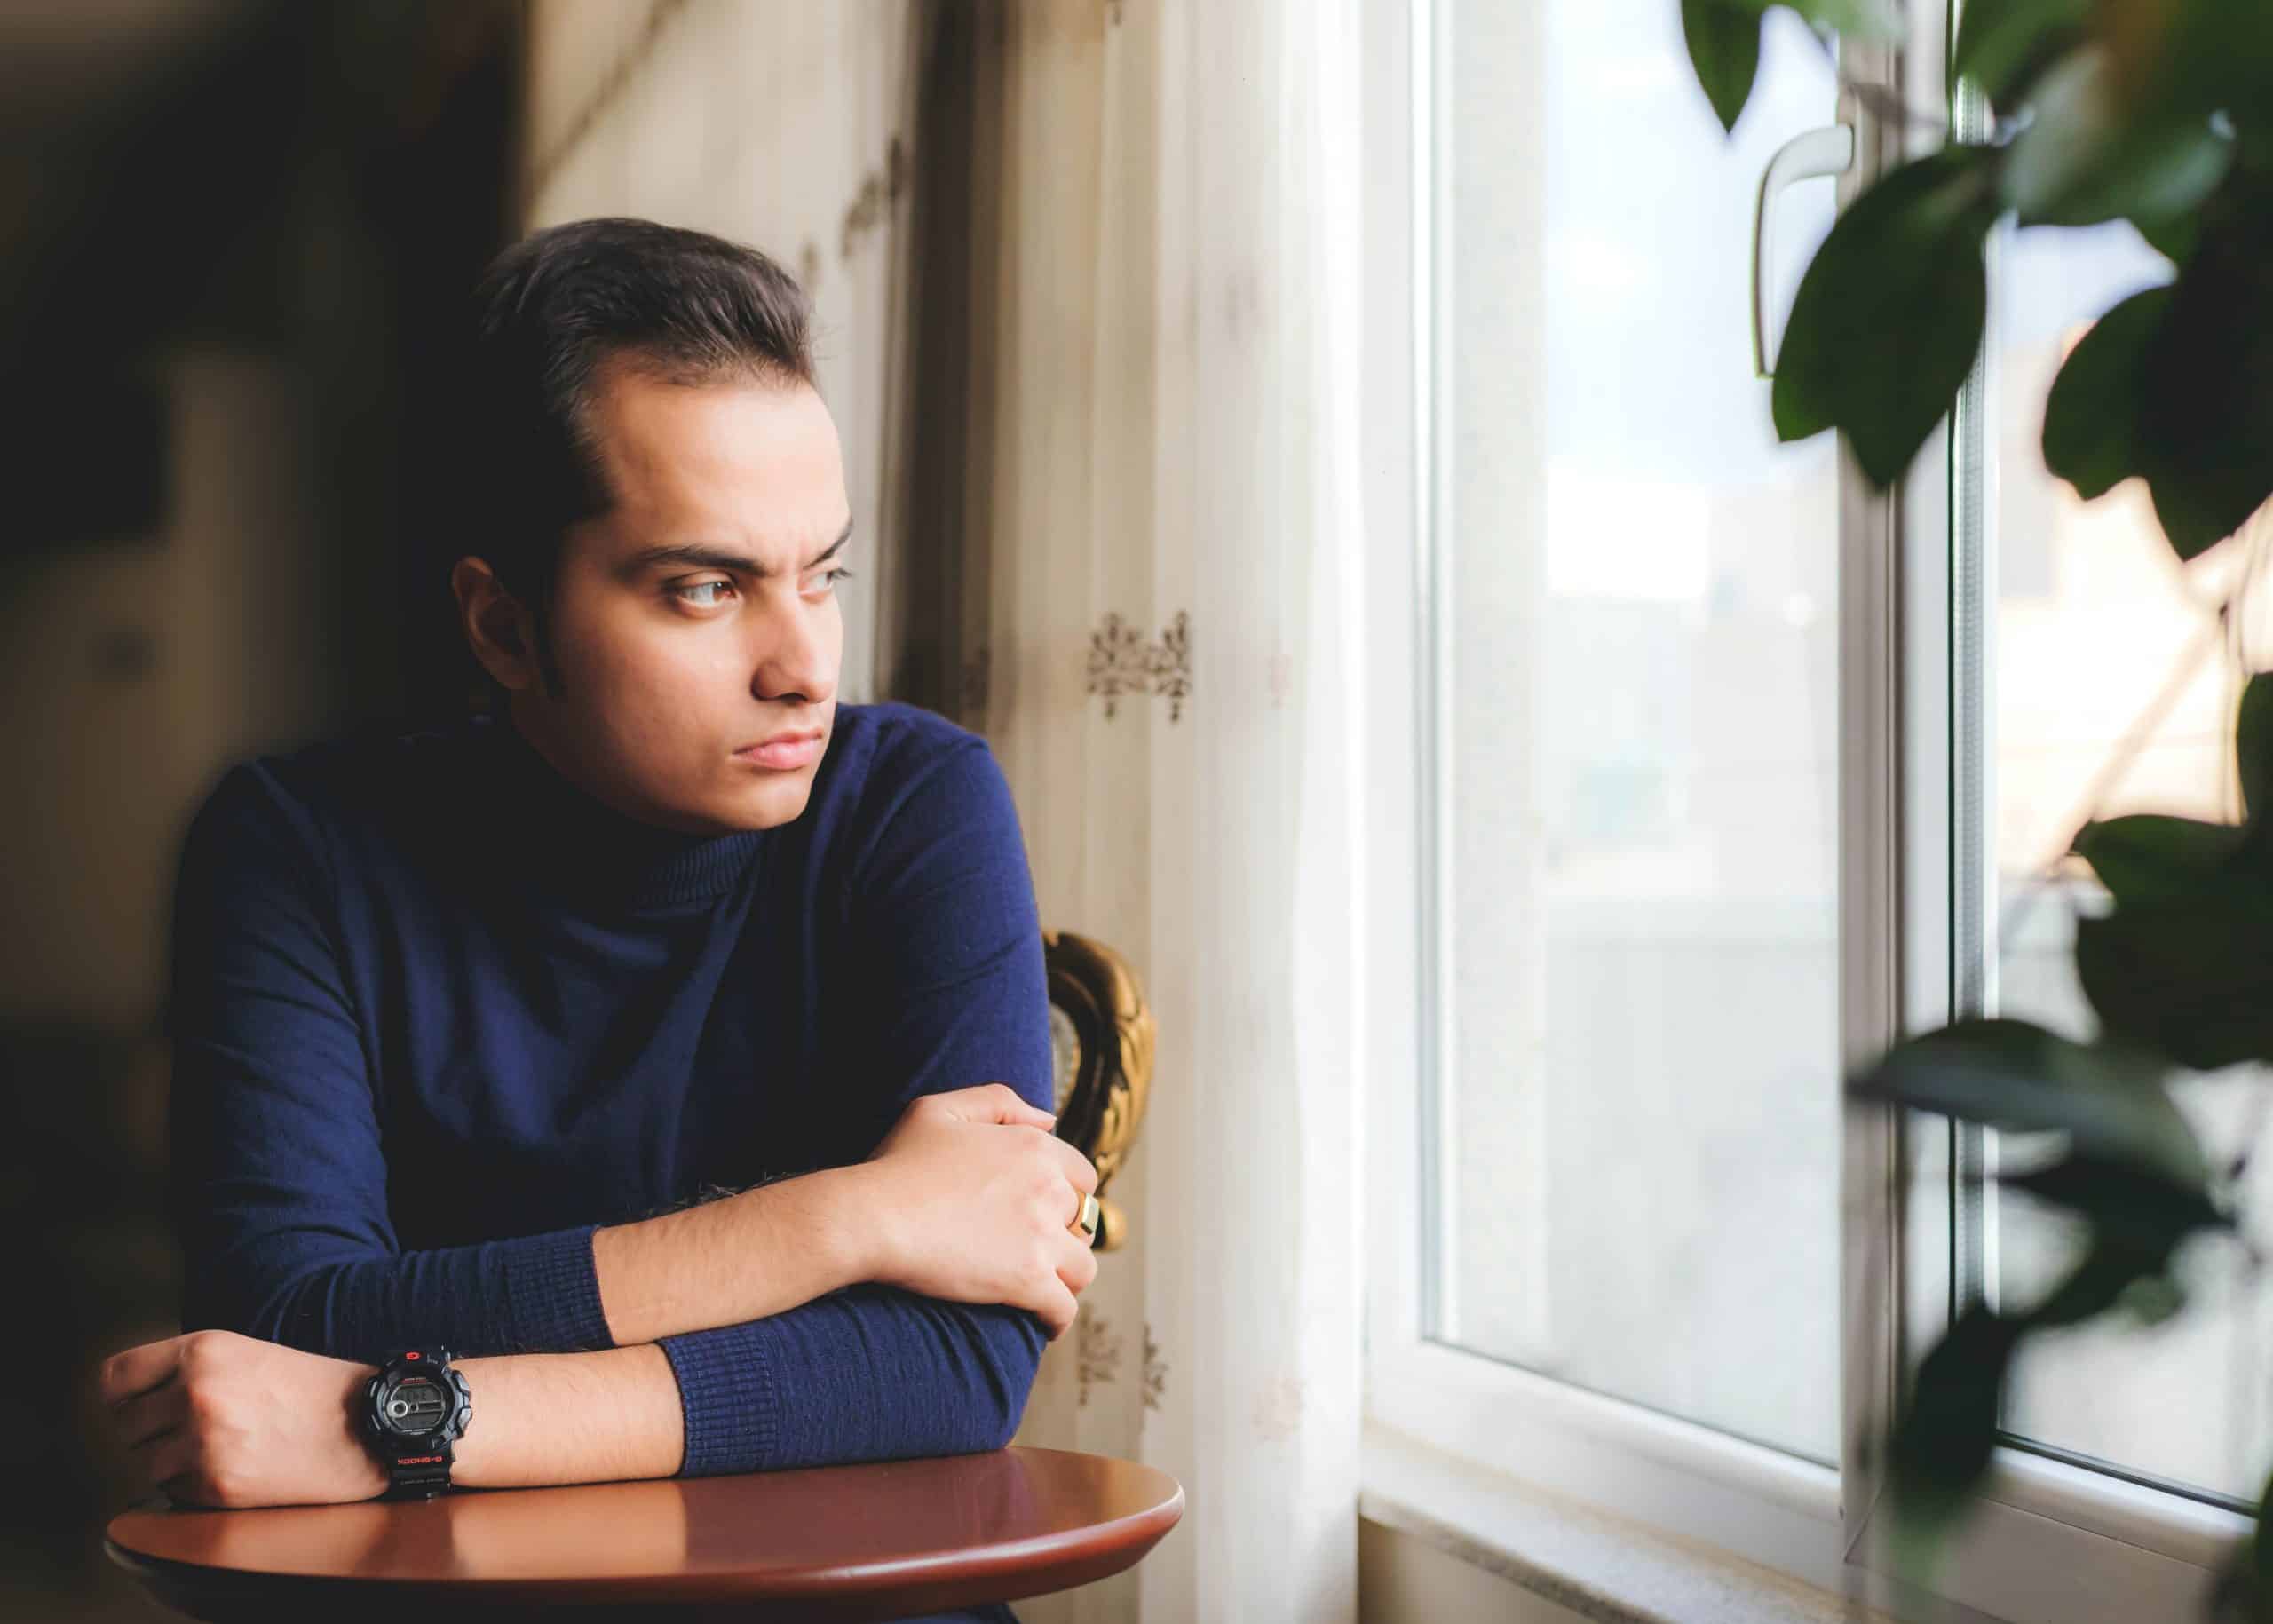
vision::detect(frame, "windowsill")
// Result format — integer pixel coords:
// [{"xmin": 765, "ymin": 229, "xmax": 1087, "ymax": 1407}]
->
[{"xmin": 1360, "ymin": 1424, "xmax": 1900, "ymax": 1624}]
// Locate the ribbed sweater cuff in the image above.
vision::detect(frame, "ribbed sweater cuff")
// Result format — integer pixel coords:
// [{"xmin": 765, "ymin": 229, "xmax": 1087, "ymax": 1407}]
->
[
  {"xmin": 660, "ymin": 1326, "xmax": 780, "ymax": 1477},
  {"xmin": 504, "ymin": 1223, "xmax": 613, "ymax": 1351}
]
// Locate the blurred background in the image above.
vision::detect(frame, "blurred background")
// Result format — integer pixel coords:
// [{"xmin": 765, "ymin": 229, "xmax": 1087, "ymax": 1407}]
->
[{"xmin": 4, "ymin": 3, "xmax": 524, "ymax": 1615}]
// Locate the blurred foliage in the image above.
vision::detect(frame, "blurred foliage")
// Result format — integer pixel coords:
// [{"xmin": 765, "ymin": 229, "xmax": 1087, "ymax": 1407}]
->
[{"xmin": 1682, "ymin": 0, "xmax": 2273, "ymax": 1609}]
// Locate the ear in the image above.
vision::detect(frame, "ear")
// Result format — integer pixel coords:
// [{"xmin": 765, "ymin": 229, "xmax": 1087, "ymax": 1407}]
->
[{"xmin": 451, "ymin": 557, "xmax": 543, "ymax": 692}]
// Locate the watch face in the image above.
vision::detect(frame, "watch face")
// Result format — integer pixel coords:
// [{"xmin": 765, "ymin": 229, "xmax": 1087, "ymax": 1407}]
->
[{"xmin": 381, "ymin": 1374, "xmax": 449, "ymax": 1436}]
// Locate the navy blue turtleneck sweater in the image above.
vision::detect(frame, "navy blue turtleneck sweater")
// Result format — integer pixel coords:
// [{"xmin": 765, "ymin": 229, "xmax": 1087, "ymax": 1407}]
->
[{"xmin": 165, "ymin": 702, "xmax": 1054, "ymax": 1477}]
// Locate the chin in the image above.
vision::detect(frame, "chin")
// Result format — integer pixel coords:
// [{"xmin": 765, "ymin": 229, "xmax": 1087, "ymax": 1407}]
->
[{"xmin": 727, "ymin": 774, "xmax": 815, "ymax": 831}]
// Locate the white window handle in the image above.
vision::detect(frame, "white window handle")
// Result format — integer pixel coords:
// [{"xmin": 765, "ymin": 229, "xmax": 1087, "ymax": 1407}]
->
[{"xmin": 1753, "ymin": 123, "xmax": 1855, "ymax": 379}]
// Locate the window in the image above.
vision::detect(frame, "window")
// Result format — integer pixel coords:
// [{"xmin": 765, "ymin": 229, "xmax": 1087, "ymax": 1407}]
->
[
  {"xmin": 1362, "ymin": 0, "xmax": 2260, "ymax": 1614},
  {"xmin": 1422, "ymin": 0, "xmax": 1840, "ymax": 1462}
]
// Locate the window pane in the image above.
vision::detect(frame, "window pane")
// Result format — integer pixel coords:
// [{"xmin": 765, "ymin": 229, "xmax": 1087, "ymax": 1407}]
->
[
  {"xmin": 1430, "ymin": 0, "xmax": 1840, "ymax": 1460},
  {"xmin": 1984, "ymin": 221, "xmax": 2273, "ymax": 1501}
]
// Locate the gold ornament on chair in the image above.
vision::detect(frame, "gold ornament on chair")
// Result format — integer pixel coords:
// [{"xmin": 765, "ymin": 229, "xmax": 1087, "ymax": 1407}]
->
[{"xmin": 1044, "ymin": 930, "xmax": 1154, "ymax": 1253}]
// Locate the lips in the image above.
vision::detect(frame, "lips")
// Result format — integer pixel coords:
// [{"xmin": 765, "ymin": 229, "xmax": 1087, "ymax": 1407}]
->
[{"xmin": 734, "ymin": 729, "xmax": 826, "ymax": 772}]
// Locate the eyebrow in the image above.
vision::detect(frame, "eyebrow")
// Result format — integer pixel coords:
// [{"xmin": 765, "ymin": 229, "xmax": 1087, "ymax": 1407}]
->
[{"xmin": 619, "ymin": 519, "xmax": 853, "ymax": 581}]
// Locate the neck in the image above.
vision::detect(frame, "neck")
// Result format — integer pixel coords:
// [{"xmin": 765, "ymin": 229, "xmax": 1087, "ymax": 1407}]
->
[{"xmin": 480, "ymin": 708, "xmax": 767, "ymax": 910}]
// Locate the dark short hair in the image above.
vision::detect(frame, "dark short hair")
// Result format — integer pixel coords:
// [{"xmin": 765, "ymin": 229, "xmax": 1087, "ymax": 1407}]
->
[{"xmin": 451, "ymin": 217, "xmax": 817, "ymax": 622}]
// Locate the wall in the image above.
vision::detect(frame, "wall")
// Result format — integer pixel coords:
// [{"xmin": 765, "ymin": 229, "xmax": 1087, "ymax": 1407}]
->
[{"xmin": 1360, "ymin": 1520, "xmax": 1589, "ymax": 1624}]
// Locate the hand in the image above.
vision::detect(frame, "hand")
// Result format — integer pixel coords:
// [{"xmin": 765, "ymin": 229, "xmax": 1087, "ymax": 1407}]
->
[
  {"xmin": 94, "ymin": 1329, "xmax": 387, "ymax": 1509},
  {"xmin": 858, "ymin": 1083, "xmax": 1102, "ymax": 1339}
]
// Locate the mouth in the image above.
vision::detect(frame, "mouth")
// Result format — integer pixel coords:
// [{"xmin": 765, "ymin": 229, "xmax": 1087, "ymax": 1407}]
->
[{"xmin": 733, "ymin": 727, "xmax": 828, "ymax": 772}]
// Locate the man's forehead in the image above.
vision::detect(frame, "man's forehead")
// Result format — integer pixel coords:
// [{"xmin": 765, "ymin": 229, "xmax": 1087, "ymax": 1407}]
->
[{"xmin": 580, "ymin": 358, "xmax": 849, "ymax": 562}]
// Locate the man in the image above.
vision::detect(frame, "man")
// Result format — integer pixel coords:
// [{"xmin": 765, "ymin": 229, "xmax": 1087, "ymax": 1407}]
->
[{"xmin": 94, "ymin": 218, "xmax": 1099, "ymax": 1512}]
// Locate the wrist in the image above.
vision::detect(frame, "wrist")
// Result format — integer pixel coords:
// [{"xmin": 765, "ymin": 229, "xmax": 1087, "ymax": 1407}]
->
[
  {"xmin": 337, "ymin": 1361, "xmax": 388, "ymax": 1500},
  {"xmin": 793, "ymin": 1161, "xmax": 894, "ymax": 1287}
]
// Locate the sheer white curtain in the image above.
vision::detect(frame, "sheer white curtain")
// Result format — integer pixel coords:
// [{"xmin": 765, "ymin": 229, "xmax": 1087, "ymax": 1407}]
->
[
  {"xmin": 1138, "ymin": 1, "xmax": 1366, "ymax": 1619},
  {"xmin": 939, "ymin": 4, "xmax": 1369, "ymax": 1620}
]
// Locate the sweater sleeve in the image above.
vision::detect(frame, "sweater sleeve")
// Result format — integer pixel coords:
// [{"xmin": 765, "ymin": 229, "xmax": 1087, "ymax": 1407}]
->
[
  {"xmin": 167, "ymin": 763, "xmax": 616, "ymax": 1359},
  {"xmin": 657, "ymin": 734, "xmax": 1057, "ymax": 1473}
]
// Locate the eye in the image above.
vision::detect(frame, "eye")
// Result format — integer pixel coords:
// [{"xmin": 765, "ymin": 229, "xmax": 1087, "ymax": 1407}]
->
[
  {"xmin": 804, "ymin": 566, "xmax": 856, "ymax": 599},
  {"xmin": 672, "ymin": 580, "xmax": 736, "ymax": 609}
]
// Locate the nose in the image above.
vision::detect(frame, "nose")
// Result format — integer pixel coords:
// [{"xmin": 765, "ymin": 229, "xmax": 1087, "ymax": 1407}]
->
[{"xmin": 749, "ymin": 588, "xmax": 837, "ymax": 709}]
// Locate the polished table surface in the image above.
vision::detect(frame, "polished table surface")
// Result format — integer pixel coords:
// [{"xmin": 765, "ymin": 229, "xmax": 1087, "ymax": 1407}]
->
[{"xmin": 105, "ymin": 1446, "xmax": 1184, "ymax": 1622}]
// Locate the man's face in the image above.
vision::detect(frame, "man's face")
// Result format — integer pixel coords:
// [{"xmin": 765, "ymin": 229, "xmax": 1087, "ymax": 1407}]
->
[{"xmin": 511, "ymin": 360, "xmax": 851, "ymax": 835}]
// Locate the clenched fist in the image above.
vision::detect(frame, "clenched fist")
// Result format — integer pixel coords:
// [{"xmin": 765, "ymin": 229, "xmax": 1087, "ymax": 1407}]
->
[
  {"xmin": 94, "ymin": 1329, "xmax": 385, "ymax": 1509},
  {"xmin": 855, "ymin": 1083, "xmax": 1102, "ymax": 1339}
]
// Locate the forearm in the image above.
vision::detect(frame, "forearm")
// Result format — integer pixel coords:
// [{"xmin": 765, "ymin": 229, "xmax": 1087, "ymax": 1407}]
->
[
  {"xmin": 590, "ymin": 1163, "xmax": 878, "ymax": 1345},
  {"xmin": 660, "ymin": 1287, "xmax": 1045, "ymax": 1476},
  {"xmin": 448, "ymin": 1344, "xmax": 685, "ymax": 1488},
  {"xmin": 191, "ymin": 1222, "xmax": 612, "ymax": 1361},
  {"xmin": 432, "ymin": 1288, "xmax": 1042, "ymax": 1491}
]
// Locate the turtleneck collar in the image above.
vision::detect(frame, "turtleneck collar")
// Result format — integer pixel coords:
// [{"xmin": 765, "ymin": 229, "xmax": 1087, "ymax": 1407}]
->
[{"xmin": 472, "ymin": 711, "xmax": 768, "ymax": 911}]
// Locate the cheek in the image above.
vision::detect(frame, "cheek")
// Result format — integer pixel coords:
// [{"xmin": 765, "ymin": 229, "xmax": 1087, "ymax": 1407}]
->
[{"xmin": 557, "ymin": 600, "xmax": 709, "ymax": 694}]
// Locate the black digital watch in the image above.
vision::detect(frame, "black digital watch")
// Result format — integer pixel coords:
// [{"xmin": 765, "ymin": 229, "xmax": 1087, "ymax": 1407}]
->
[{"xmin": 361, "ymin": 1347, "xmax": 472, "ymax": 1499}]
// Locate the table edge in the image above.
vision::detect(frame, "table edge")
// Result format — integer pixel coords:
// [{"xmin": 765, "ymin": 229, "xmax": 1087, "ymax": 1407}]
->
[{"xmin": 103, "ymin": 1481, "xmax": 1186, "ymax": 1608}]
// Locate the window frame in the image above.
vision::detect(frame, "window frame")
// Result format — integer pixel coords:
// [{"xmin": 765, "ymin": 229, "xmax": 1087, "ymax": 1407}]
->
[{"xmin": 1355, "ymin": 0, "xmax": 2253, "ymax": 1616}]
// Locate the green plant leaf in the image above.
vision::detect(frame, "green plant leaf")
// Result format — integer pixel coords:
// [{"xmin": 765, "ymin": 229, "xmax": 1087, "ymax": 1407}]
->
[
  {"xmin": 2040, "ymin": 286, "xmax": 2170, "ymax": 501},
  {"xmin": 1952, "ymin": 0, "xmax": 2091, "ymax": 107},
  {"xmin": 2000, "ymin": 1155, "xmax": 2229, "ymax": 1264},
  {"xmin": 2134, "ymin": 192, "xmax": 2273, "ymax": 560},
  {"xmin": 2075, "ymin": 888, "xmax": 2273, "ymax": 1070},
  {"xmin": 2072, "ymin": 812, "xmax": 2245, "ymax": 907},
  {"xmin": 2029, "ymin": 1235, "xmax": 2186, "ymax": 1327},
  {"xmin": 2003, "ymin": 46, "xmax": 2235, "ymax": 229},
  {"xmin": 2119, "ymin": 1271, "xmax": 2186, "ymax": 1326},
  {"xmin": 2106, "ymin": 0, "xmax": 2273, "ymax": 133},
  {"xmin": 1890, "ymin": 1305, "xmax": 2020, "ymax": 1530},
  {"xmin": 1771, "ymin": 147, "xmax": 2000, "ymax": 485},
  {"xmin": 2131, "ymin": 210, "xmax": 2198, "ymax": 265},
  {"xmin": 1893, "ymin": 1235, "xmax": 2186, "ymax": 1538},
  {"xmin": 1853, "ymin": 1018, "xmax": 2205, "ymax": 1186},
  {"xmin": 1683, "ymin": 0, "xmax": 1764, "ymax": 133}
]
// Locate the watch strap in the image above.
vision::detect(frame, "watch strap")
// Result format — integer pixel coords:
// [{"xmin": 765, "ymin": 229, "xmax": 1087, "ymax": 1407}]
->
[{"xmin": 378, "ymin": 1432, "xmax": 456, "ymax": 1500}]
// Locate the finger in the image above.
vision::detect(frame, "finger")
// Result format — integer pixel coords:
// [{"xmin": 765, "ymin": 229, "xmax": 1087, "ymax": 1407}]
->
[
  {"xmin": 134, "ymin": 1429, "xmax": 197, "ymax": 1504},
  {"xmin": 114, "ymin": 1377, "xmax": 187, "ymax": 1450},
  {"xmin": 1031, "ymin": 1278, "xmax": 1080, "ymax": 1342},
  {"xmin": 1055, "ymin": 1230, "xmax": 1100, "ymax": 1297},
  {"xmin": 99, "ymin": 1339, "xmax": 185, "ymax": 1408},
  {"xmin": 947, "ymin": 1082, "xmax": 1057, "ymax": 1130},
  {"xmin": 1041, "ymin": 1135, "xmax": 1099, "ymax": 1194}
]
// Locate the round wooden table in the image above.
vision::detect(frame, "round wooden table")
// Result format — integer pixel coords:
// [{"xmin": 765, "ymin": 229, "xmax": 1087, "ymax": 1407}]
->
[{"xmin": 105, "ymin": 1446, "xmax": 1183, "ymax": 1622}]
